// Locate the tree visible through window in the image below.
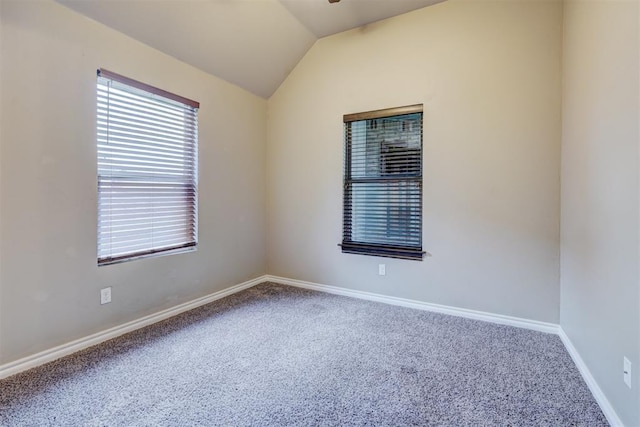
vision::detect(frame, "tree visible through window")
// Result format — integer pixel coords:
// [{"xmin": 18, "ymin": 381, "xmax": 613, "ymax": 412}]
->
[
  {"xmin": 97, "ymin": 69, "xmax": 199, "ymax": 265},
  {"xmin": 341, "ymin": 105, "xmax": 424, "ymax": 260}
]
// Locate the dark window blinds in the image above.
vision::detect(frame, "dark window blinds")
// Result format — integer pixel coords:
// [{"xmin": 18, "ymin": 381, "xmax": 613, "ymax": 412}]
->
[
  {"xmin": 341, "ymin": 105, "xmax": 424, "ymax": 260},
  {"xmin": 97, "ymin": 69, "xmax": 199, "ymax": 265}
]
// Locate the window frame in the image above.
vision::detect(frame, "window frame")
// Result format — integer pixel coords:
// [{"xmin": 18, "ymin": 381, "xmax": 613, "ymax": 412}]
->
[
  {"xmin": 340, "ymin": 104, "xmax": 425, "ymax": 261},
  {"xmin": 96, "ymin": 69, "xmax": 199, "ymax": 266}
]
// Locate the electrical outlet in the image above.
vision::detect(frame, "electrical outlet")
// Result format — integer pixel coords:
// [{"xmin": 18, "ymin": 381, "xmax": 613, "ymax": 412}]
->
[
  {"xmin": 100, "ymin": 287, "xmax": 112, "ymax": 305},
  {"xmin": 378, "ymin": 264, "xmax": 386, "ymax": 276},
  {"xmin": 623, "ymin": 357, "xmax": 631, "ymax": 388}
]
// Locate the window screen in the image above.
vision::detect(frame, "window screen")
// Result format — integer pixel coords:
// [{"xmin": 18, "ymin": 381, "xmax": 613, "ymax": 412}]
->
[
  {"xmin": 341, "ymin": 105, "xmax": 424, "ymax": 260},
  {"xmin": 97, "ymin": 69, "xmax": 199, "ymax": 265}
]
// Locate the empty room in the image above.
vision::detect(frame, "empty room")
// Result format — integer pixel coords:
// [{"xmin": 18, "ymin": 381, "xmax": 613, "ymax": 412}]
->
[{"xmin": 0, "ymin": 0, "xmax": 639, "ymax": 425}]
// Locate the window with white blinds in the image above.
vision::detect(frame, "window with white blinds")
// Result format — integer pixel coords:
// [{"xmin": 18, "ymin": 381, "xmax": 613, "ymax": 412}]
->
[
  {"xmin": 97, "ymin": 69, "xmax": 199, "ymax": 266},
  {"xmin": 341, "ymin": 105, "xmax": 424, "ymax": 260}
]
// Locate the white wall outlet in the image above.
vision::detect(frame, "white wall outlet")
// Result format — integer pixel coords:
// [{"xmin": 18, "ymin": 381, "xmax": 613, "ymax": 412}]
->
[
  {"xmin": 623, "ymin": 357, "xmax": 631, "ymax": 388},
  {"xmin": 100, "ymin": 287, "xmax": 112, "ymax": 305},
  {"xmin": 378, "ymin": 264, "xmax": 386, "ymax": 276}
]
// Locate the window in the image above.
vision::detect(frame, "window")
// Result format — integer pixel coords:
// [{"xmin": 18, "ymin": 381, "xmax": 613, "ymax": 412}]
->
[
  {"xmin": 341, "ymin": 104, "xmax": 424, "ymax": 260},
  {"xmin": 97, "ymin": 69, "xmax": 199, "ymax": 265}
]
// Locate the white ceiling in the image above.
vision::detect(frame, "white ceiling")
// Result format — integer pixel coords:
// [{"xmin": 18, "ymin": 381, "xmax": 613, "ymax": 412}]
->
[
  {"xmin": 280, "ymin": 0, "xmax": 444, "ymax": 38},
  {"xmin": 56, "ymin": 0, "xmax": 445, "ymax": 98}
]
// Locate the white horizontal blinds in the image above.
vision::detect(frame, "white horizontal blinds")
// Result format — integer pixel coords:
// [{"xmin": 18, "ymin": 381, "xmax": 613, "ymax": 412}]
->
[
  {"xmin": 97, "ymin": 70, "xmax": 198, "ymax": 265},
  {"xmin": 342, "ymin": 107, "xmax": 423, "ymax": 260}
]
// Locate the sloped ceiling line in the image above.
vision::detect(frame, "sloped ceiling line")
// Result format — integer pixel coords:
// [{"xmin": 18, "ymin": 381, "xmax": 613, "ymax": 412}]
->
[{"xmin": 55, "ymin": 0, "xmax": 445, "ymax": 99}]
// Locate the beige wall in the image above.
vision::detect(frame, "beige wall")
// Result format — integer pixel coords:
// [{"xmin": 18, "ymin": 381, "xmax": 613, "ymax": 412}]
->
[
  {"xmin": 267, "ymin": 0, "xmax": 563, "ymax": 323},
  {"xmin": 560, "ymin": 1, "xmax": 640, "ymax": 425},
  {"xmin": 0, "ymin": 0, "xmax": 267, "ymax": 364},
  {"xmin": 3, "ymin": 0, "xmax": 637, "ymax": 422}
]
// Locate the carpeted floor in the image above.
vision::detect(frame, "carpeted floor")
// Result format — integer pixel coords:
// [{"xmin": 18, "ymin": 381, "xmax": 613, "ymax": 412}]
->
[{"xmin": 0, "ymin": 282, "xmax": 607, "ymax": 426}]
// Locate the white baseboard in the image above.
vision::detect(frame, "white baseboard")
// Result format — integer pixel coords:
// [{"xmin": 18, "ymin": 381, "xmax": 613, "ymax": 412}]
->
[
  {"xmin": 268, "ymin": 275, "xmax": 624, "ymax": 424},
  {"xmin": 266, "ymin": 275, "xmax": 624, "ymax": 427},
  {"xmin": 0, "ymin": 275, "xmax": 268, "ymax": 380},
  {"xmin": 266, "ymin": 275, "xmax": 559, "ymax": 334},
  {"xmin": 559, "ymin": 328, "xmax": 624, "ymax": 427},
  {"xmin": 0, "ymin": 273, "xmax": 623, "ymax": 427}
]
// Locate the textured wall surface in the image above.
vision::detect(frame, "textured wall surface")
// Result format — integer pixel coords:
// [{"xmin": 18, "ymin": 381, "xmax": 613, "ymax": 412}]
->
[
  {"xmin": 0, "ymin": 0, "xmax": 267, "ymax": 364},
  {"xmin": 267, "ymin": 0, "xmax": 563, "ymax": 323},
  {"xmin": 560, "ymin": 1, "xmax": 640, "ymax": 425}
]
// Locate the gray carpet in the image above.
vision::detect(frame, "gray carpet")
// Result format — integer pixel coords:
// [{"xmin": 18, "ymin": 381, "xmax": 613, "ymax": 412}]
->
[{"xmin": 0, "ymin": 282, "xmax": 607, "ymax": 426}]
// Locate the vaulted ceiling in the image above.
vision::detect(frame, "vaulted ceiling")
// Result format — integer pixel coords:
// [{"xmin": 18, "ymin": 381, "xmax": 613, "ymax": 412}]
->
[{"xmin": 56, "ymin": 0, "xmax": 445, "ymax": 99}]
